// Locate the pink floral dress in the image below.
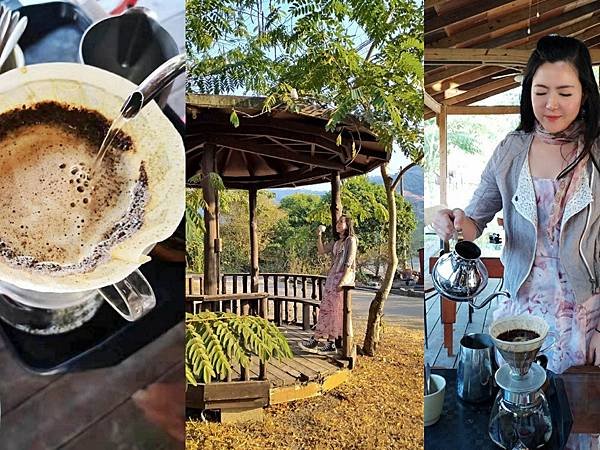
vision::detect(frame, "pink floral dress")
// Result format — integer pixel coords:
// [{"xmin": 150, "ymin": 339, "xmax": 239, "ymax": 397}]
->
[
  {"xmin": 493, "ymin": 177, "xmax": 600, "ymax": 449},
  {"xmin": 314, "ymin": 236, "xmax": 357, "ymax": 340},
  {"xmin": 493, "ymin": 177, "xmax": 600, "ymax": 375}
]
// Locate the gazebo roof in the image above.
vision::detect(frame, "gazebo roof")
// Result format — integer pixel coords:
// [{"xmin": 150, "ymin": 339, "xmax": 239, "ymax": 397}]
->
[
  {"xmin": 425, "ymin": 0, "xmax": 600, "ymax": 120},
  {"xmin": 186, "ymin": 94, "xmax": 389, "ymax": 190}
]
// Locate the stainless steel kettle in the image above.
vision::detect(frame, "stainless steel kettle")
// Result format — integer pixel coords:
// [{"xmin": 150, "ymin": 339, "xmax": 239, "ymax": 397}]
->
[{"xmin": 431, "ymin": 232, "xmax": 510, "ymax": 309}]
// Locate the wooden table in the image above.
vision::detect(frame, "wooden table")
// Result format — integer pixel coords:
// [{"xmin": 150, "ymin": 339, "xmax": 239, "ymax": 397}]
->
[
  {"xmin": 561, "ymin": 366, "xmax": 600, "ymax": 434},
  {"xmin": 0, "ymin": 324, "xmax": 184, "ymax": 450},
  {"xmin": 429, "ymin": 255, "xmax": 504, "ymax": 356}
]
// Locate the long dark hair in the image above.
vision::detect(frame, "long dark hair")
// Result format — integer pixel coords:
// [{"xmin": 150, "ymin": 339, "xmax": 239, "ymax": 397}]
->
[
  {"xmin": 517, "ymin": 35, "xmax": 600, "ymax": 178},
  {"xmin": 340, "ymin": 215, "xmax": 355, "ymax": 239}
]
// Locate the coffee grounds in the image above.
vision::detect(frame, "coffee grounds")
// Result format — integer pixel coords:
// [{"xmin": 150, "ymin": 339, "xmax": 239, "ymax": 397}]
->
[
  {"xmin": 497, "ymin": 329, "xmax": 540, "ymax": 342},
  {"xmin": 0, "ymin": 101, "xmax": 149, "ymax": 276},
  {"xmin": 0, "ymin": 101, "xmax": 132, "ymax": 150}
]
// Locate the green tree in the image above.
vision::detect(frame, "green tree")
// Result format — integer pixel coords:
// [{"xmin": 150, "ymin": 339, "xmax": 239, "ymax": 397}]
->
[
  {"xmin": 186, "ymin": 188, "xmax": 205, "ymax": 273},
  {"xmin": 218, "ymin": 190, "xmax": 287, "ymax": 272}
]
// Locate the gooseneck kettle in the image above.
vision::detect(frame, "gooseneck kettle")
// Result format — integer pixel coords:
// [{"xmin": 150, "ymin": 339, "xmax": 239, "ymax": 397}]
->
[{"xmin": 431, "ymin": 231, "xmax": 510, "ymax": 309}]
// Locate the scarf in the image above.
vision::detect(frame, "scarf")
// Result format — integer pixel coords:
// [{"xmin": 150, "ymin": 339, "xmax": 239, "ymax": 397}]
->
[{"xmin": 534, "ymin": 120, "xmax": 587, "ymax": 243}]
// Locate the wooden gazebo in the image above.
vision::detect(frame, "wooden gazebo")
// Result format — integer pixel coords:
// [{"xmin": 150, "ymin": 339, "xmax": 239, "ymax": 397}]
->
[
  {"xmin": 185, "ymin": 94, "xmax": 388, "ymax": 420},
  {"xmin": 424, "ymin": 0, "xmax": 600, "ymax": 356}
]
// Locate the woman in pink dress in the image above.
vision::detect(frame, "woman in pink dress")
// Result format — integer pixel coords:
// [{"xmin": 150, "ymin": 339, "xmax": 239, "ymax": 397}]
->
[
  {"xmin": 433, "ymin": 35, "xmax": 600, "ymax": 374},
  {"xmin": 432, "ymin": 36, "xmax": 600, "ymax": 449},
  {"xmin": 302, "ymin": 215, "xmax": 357, "ymax": 353}
]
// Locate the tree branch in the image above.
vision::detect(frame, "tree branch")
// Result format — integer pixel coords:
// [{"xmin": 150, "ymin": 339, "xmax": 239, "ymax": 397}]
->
[
  {"xmin": 390, "ymin": 155, "xmax": 422, "ymax": 192},
  {"xmin": 365, "ymin": 40, "xmax": 377, "ymax": 62}
]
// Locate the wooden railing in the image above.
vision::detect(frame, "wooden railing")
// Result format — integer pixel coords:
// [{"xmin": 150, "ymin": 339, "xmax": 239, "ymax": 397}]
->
[
  {"xmin": 186, "ymin": 292, "xmax": 269, "ymax": 382},
  {"xmin": 223, "ymin": 273, "xmax": 326, "ymax": 330},
  {"xmin": 185, "ymin": 272, "xmax": 356, "ymax": 366}
]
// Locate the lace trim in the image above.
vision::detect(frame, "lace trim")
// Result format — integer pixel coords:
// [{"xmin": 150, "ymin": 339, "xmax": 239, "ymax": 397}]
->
[
  {"xmin": 562, "ymin": 167, "xmax": 592, "ymax": 228},
  {"xmin": 512, "ymin": 157, "xmax": 537, "ymax": 228}
]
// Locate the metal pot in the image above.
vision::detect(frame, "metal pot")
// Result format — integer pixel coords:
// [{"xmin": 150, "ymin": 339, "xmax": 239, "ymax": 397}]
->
[
  {"xmin": 431, "ymin": 233, "xmax": 510, "ymax": 309},
  {"xmin": 79, "ymin": 7, "xmax": 179, "ymax": 110}
]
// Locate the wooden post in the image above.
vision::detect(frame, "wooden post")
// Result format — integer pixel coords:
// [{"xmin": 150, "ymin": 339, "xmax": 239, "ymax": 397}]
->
[
  {"xmin": 418, "ymin": 248, "xmax": 425, "ymax": 286},
  {"xmin": 331, "ymin": 172, "xmax": 342, "ymax": 240},
  {"xmin": 202, "ymin": 144, "xmax": 219, "ymax": 295},
  {"xmin": 438, "ymin": 104, "xmax": 448, "ymax": 206},
  {"xmin": 441, "ymin": 297, "xmax": 457, "ymax": 356},
  {"xmin": 342, "ymin": 287, "xmax": 355, "ymax": 368},
  {"xmin": 249, "ymin": 188, "xmax": 259, "ymax": 293}
]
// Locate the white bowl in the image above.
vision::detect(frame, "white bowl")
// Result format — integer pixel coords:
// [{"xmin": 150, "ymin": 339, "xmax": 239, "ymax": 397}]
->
[
  {"xmin": 0, "ymin": 45, "xmax": 25, "ymax": 74},
  {"xmin": 424, "ymin": 374, "xmax": 446, "ymax": 426}
]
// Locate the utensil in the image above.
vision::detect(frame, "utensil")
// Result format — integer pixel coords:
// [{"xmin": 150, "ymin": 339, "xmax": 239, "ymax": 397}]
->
[
  {"xmin": 425, "ymin": 362, "xmax": 432, "ymax": 395},
  {"xmin": 424, "ymin": 373, "xmax": 446, "ymax": 426},
  {"xmin": 0, "ymin": 16, "xmax": 27, "ymax": 70},
  {"xmin": 6, "ymin": 11, "xmax": 20, "ymax": 38},
  {"xmin": 457, "ymin": 333, "xmax": 495, "ymax": 402},
  {"xmin": 0, "ymin": 8, "xmax": 12, "ymax": 55},
  {"xmin": 488, "ymin": 315, "xmax": 553, "ymax": 449},
  {"xmin": 119, "ymin": 53, "xmax": 186, "ymax": 119},
  {"xmin": 431, "ymin": 231, "xmax": 510, "ymax": 309}
]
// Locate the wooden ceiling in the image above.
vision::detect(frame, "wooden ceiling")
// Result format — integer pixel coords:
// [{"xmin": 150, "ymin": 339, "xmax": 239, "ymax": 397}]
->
[
  {"xmin": 186, "ymin": 95, "xmax": 389, "ymax": 190},
  {"xmin": 425, "ymin": 0, "xmax": 600, "ymax": 120}
]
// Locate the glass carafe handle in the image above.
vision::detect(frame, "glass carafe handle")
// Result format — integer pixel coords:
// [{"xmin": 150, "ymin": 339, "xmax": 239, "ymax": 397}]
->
[{"xmin": 97, "ymin": 269, "xmax": 155, "ymax": 321}]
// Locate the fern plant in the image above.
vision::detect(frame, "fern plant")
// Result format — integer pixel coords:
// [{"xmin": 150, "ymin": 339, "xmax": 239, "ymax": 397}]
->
[{"xmin": 186, "ymin": 312, "xmax": 293, "ymax": 386}]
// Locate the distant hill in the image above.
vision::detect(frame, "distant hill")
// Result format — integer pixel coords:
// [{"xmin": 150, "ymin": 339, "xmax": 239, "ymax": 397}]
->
[
  {"xmin": 271, "ymin": 188, "xmax": 325, "ymax": 202},
  {"xmin": 368, "ymin": 165, "xmax": 424, "ymax": 223}
]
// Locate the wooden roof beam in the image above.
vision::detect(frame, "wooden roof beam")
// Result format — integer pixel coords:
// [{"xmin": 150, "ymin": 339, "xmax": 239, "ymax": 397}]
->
[
  {"xmin": 425, "ymin": 48, "xmax": 531, "ymax": 66},
  {"xmin": 187, "ymin": 126, "xmax": 342, "ymax": 156},
  {"xmin": 485, "ymin": 3, "xmax": 600, "ymax": 49},
  {"xmin": 433, "ymin": 76, "xmax": 518, "ymax": 106},
  {"xmin": 425, "ymin": 0, "xmax": 520, "ymax": 35},
  {"xmin": 424, "ymin": 92, "xmax": 441, "ymax": 114},
  {"xmin": 447, "ymin": 105, "xmax": 520, "ymax": 115},
  {"xmin": 425, "ymin": 65, "xmax": 479, "ymax": 85},
  {"xmin": 427, "ymin": 66, "xmax": 512, "ymax": 93},
  {"xmin": 426, "ymin": 105, "xmax": 520, "ymax": 120},
  {"xmin": 454, "ymin": 81, "xmax": 521, "ymax": 106},
  {"xmin": 425, "ymin": 48, "xmax": 600, "ymax": 66},
  {"xmin": 425, "ymin": 0, "xmax": 452, "ymax": 9},
  {"xmin": 574, "ymin": 22, "xmax": 600, "ymax": 42},
  {"xmin": 431, "ymin": 0, "xmax": 588, "ymax": 48},
  {"xmin": 200, "ymin": 135, "xmax": 347, "ymax": 171}
]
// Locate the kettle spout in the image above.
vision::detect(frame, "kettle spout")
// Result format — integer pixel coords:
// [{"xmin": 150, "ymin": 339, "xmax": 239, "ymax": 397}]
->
[{"xmin": 469, "ymin": 290, "xmax": 510, "ymax": 310}]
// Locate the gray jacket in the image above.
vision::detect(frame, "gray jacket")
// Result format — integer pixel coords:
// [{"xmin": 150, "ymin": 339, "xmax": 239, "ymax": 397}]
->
[{"xmin": 465, "ymin": 130, "xmax": 600, "ymax": 305}]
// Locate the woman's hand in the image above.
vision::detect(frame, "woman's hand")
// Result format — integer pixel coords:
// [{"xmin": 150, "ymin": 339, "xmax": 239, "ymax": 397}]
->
[
  {"xmin": 587, "ymin": 329, "xmax": 600, "ymax": 366},
  {"xmin": 432, "ymin": 208, "xmax": 467, "ymax": 241}
]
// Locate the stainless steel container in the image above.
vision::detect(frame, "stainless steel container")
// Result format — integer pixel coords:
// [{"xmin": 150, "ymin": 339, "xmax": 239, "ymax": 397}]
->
[
  {"xmin": 79, "ymin": 7, "xmax": 179, "ymax": 109},
  {"xmin": 457, "ymin": 333, "xmax": 495, "ymax": 403}
]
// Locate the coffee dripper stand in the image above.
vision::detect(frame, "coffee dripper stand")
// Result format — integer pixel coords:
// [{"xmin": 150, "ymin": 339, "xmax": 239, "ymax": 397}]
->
[{"xmin": 488, "ymin": 316, "xmax": 553, "ymax": 449}]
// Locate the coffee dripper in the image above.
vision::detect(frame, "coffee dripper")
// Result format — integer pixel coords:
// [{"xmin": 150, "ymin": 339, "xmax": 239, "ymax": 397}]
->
[
  {"xmin": 488, "ymin": 316, "xmax": 553, "ymax": 449},
  {"xmin": 431, "ymin": 230, "xmax": 510, "ymax": 309}
]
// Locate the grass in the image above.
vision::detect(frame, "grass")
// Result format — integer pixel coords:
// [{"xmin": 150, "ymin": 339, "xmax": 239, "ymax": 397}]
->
[{"xmin": 186, "ymin": 320, "xmax": 424, "ymax": 450}]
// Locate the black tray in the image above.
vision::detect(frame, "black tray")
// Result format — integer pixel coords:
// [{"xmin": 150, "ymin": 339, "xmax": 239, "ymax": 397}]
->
[
  {"xmin": 0, "ymin": 259, "xmax": 184, "ymax": 375},
  {"xmin": 425, "ymin": 368, "xmax": 573, "ymax": 450},
  {"xmin": 0, "ymin": 1, "xmax": 186, "ymax": 374}
]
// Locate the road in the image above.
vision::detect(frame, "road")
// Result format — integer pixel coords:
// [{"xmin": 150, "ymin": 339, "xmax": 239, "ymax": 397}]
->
[
  {"xmin": 351, "ymin": 288, "xmax": 424, "ymax": 330},
  {"xmin": 222, "ymin": 280, "xmax": 424, "ymax": 331}
]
